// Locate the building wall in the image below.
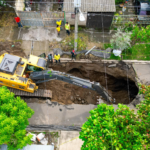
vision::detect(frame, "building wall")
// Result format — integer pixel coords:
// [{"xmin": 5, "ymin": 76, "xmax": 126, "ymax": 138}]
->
[{"xmin": 65, "ymin": 13, "xmax": 87, "ymax": 26}]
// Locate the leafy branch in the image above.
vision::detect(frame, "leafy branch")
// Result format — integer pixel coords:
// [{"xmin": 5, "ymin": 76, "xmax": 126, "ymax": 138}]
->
[
  {"xmin": 0, "ymin": 86, "xmax": 34, "ymax": 150},
  {"xmin": 79, "ymin": 84, "xmax": 150, "ymax": 150}
]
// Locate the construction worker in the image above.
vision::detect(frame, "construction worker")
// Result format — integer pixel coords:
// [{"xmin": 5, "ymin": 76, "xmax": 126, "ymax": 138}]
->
[
  {"xmin": 56, "ymin": 25, "xmax": 61, "ymax": 36},
  {"xmin": 14, "ymin": 16, "xmax": 23, "ymax": 28},
  {"xmin": 65, "ymin": 22, "xmax": 70, "ymax": 35},
  {"xmin": 54, "ymin": 53, "xmax": 60, "ymax": 63},
  {"xmin": 47, "ymin": 53, "xmax": 53, "ymax": 68},
  {"xmin": 56, "ymin": 19, "xmax": 62, "ymax": 30},
  {"xmin": 71, "ymin": 50, "xmax": 76, "ymax": 60}
]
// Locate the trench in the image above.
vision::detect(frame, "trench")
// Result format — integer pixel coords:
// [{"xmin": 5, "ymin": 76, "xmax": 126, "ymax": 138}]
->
[{"xmin": 39, "ymin": 62, "xmax": 139, "ymax": 105}]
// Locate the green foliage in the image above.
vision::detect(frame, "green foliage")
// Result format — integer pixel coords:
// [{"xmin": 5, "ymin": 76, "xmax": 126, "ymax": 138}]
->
[
  {"xmin": 104, "ymin": 43, "xmax": 111, "ymax": 49},
  {"xmin": 79, "ymin": 87, "xmax": 150, "ymax": 150},
  {"xmin": 131, "ymin": 25, "xmax": 150, "ymax": 44},
  {"xmin": 48, "ymin": 70, "xmax": 52, "ymax": 77},
  {"xmin": 115, "ymin": 0, "xmax": 125, "ymax": 4},
  {"xmin": 0, "ymin": 86, "xmax": 34, "ymax": 150},
  {"xmin": 110, "ymin": 28, "xmax": 132, "ymax": 51},
  {"xmin": 108, "ymin": 44, "xmax": 150, "ymax": 60},
  {"xmin": 61, "ymin": 33, "xmax": 88, "ymax": 51},
  {"xmin": 123, "ymin": 22, "xmax": 135, "ymax": 31},
  {"xmin": 113, "ymin": 13, "xmax": 123, "ymax": 24},
  {"xmin": 0, "ymin": 0, "xmax": 6, "ymax": 7}
]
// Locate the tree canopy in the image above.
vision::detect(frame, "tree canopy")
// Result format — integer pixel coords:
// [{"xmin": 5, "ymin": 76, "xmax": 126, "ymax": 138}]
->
[
  {"xmin": 0, "ymin": 86, "xmax": 34, "ymax": 150},
  {"xmin": 79, "ymin": 84, "xmax": 150, "ymax": 150}
]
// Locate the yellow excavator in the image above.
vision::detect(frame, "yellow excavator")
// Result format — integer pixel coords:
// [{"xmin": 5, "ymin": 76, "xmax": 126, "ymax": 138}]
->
[{"xmin": 0, "ymin": 53, "xmax": 115, "ymax": 103}]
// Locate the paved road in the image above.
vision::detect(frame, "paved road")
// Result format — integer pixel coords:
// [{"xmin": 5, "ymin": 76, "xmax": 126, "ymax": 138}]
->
[
  {"xmin": 133, "ymin": 64, "xmax": 150, "ymax": 84},
  {"xmin": 28, "ymin": 103, "xmax": 97, "ymax": 126}
]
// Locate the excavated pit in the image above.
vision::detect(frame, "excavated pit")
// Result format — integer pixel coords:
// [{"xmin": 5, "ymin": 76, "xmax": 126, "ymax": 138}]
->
[{"xmin": 39, "ymin": 62, "xmax": 139, "ymax": 105}]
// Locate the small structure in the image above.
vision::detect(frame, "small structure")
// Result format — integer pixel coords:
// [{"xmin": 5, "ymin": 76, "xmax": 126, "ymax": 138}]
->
[{"xmin": 63, "ymin": 0, "xmax": 116, "ymax": 29}]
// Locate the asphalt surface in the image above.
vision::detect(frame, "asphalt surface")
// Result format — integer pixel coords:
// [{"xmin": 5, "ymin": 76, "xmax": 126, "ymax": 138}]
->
[
  {"xmin": 28, "ymin": 103, "xmax": 97, "ymax": 126},
  {"xmin": 133, "ymin": 64, "xmax": 150, "ymax": 84}
]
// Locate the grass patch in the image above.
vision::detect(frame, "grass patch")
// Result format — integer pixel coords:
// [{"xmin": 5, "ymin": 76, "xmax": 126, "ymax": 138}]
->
[
  {"xmin": 122, "ymin": 44, "xmax": 150, "ymax": 60},
  {"xmin": 60, "ymin": 33, "xmax": 88, "ymax": 51},
  {"xmin": 104, "ymin": 43, "xmax": 111, "ymax": 49},
  {"xmin": 50, "ymin": 132, "xmax": 59, "ymax": 138},
  {"xmin": 14, "ymin": 39, "xmax": 22, "ymax": 43},
  {"xmin": 108, "ymin": 44, "xmax": 150, "ymax": 60}
]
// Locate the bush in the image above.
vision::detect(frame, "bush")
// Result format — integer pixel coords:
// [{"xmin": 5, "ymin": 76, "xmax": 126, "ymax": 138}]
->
[
  {"xmin": 115, "ymin": 0, "xmax": 125, "ymax": 4},
  {"xmin": 79, "ymin": 84, "xmax": 150, "ymax": 149},
  {"xmin": 0, "ymin": 86, "xmax": 34, "ymax": 150},
  {"xmin": 131, "ymin": 25, "xmax": 150, "ymax": 44},
  {"xmin": 110, "ymin": 28, "xmax": 132, "ymax": 51}
]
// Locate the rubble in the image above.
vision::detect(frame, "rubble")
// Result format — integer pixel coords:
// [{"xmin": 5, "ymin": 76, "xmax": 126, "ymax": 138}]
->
[
  {"xmin": 108, "ymin": 64, "xmax": 117, "ymax": 68},
  {"xmin": 40, "ymin": 138, "xmax": 48, "ymax": 145},
  {"xmin": 46, "ymin": 99, "xmax": 52, "ymax": 105},
  {"xmin": 36, "ymin": 133, "xmax": 45, "ymax": 142}
]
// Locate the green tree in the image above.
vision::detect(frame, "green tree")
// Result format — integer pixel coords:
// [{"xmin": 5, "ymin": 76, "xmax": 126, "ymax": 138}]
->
[
  {"xmin": 0, "ymin": 0, "xmax": 6, "ymax": 7},
  {"xmin": 79, "ymin": 84, "xmax": 150, "ymax": 150},
  {"xmin": 0, "ymin": 86, "xmax": 34, "ymax": 150}
]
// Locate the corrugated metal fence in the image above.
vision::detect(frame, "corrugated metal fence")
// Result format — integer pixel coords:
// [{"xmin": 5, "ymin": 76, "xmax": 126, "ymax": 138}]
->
[{"xmin": 17, "ymin": 11, "xmax": 64, "ymax": 27}]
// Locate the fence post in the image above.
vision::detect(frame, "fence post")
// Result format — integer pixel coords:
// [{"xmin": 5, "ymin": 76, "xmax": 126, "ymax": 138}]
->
[{"xmin": 64, "ymin": 11, "xmax": 66, "ymax": 25}]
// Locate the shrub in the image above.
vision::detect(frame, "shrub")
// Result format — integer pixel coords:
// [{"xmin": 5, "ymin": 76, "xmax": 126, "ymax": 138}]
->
[
  {"xmin": 131, "ymin": 25, "xmax": 150, "ymax": 44},
  {"xmin": 0, "ymin": 86, "xmax": 34, "ymax": 150},
  {"xmin": 79, "ymin": 84, "xmax": 150, "ymax": 150},
  {"xmin": 115, "ymin": 0, "xmax": 125, "ymax": 4},
  {"xmin": 110, "ymin": 28, "xmax": 132, "ymax": 51}
]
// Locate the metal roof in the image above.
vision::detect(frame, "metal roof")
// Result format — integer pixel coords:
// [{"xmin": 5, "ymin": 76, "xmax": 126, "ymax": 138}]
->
[
  {"xmin": 0, "ymin": 145, "xmax": 54, "ymax": 150},
  {"xmin": 140, "ymin": 2, "xmax": 150, "ymax": 11},
  {"xmin": 63, "ymin": 0, "xmax": 116, "ymax": 12}
]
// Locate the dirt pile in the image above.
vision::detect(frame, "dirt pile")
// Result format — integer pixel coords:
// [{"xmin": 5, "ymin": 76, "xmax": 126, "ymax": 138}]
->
[
  {"xmin": 0, "ymin": 41, "xmax": 26, "ymax": 57},
  {"xmin": 39, "ymin": 61, "xmax": 138, "ymax": 105}
]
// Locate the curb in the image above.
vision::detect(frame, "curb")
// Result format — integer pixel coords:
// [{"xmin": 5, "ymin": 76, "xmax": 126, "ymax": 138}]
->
[{"xmin": 60, "ymin": 58, "xmax": 150, "ymax": 64}]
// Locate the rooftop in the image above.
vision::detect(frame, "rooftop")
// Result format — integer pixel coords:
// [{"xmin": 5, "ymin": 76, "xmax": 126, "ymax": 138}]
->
[{"xmin": 63, "ymin": 0, "xmax": 116, "ymax": 12}]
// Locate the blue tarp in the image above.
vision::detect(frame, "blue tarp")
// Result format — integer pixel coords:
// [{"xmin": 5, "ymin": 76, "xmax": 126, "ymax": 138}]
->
[{"xmin": 0, "ymin": 145, "xmax": 54, "ymax": 150}]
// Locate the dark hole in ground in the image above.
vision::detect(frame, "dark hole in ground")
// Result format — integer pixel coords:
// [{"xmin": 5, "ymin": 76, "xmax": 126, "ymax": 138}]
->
[{"xmin": 39, "ymin": 62, "xmax": 139, "ymax": 105}]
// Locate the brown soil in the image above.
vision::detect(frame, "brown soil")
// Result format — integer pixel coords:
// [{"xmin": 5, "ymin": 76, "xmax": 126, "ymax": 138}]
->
[
  {"xmin": 0, "ymin": 6, "xmax": 16, "ymax": 27},
  {"xmin": 0, "ymin": 41, "xmax": 26, "ymax": 58},
  {"xmin": 39, "ymin": 62, "xmax": 138, "ymax": 105}
]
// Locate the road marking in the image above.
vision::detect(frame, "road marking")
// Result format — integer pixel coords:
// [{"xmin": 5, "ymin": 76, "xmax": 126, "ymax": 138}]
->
[{"xmin": 59, "ymin": 136, "xmax": 79, "ymax": 146}]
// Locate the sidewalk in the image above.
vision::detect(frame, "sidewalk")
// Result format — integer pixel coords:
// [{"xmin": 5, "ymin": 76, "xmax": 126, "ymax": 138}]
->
[
  {"xmin": 59, "ymin": 131, "xmax": 83, "ymax": 150},
  {"xmin": 133, "ymin": 64, "xmax": 150, "ymax": 84},
  {"xmin": 0, "ymin": 26, "xmax": 114, "ymax": 56}
]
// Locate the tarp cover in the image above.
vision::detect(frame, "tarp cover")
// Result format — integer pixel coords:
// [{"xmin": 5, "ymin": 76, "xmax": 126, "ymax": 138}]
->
[{"xmin": 53, "ymin": 48, "xmax": 112, "ymax": 59}]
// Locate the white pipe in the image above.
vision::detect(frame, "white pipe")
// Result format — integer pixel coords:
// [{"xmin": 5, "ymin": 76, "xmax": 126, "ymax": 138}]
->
[{"xmin": 85, "ymin": 46, "xmax": 96, "ymax": 55}]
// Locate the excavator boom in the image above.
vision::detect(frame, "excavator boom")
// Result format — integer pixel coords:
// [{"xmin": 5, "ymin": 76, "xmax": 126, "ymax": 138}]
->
[{"xmin": 30, "ymin": 70, "xmax": 115, "ymax": 103}]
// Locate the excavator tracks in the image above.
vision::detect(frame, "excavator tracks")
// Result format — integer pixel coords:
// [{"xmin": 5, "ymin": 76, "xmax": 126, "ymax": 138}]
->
[{"xmin": 7, "ymin": 88, "xmax": 52, "ymax": 98}]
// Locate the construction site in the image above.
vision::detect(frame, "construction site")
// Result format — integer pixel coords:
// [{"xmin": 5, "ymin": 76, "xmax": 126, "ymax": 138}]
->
[
  {"xmin": 1, "ymin": 0, "xmax": 150, "ymax": 149},
  {"xmin": 0, "ymin": 41, "xmax": 139, "ymax": 105}
]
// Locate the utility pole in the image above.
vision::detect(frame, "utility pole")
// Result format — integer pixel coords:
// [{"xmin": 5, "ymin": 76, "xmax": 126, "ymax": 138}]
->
[
  {"xmin": 74, "ymin": 7, "xmax": 78, "ymax": 51},
  {"xmin": 74, "ymin": 0, "xmax": 81, "ymax": 51}
]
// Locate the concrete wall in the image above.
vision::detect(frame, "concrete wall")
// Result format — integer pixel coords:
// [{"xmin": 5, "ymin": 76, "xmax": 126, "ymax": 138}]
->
[{"xmin": 15, "ymin": 0, "xmax": 25, "ymax": 11}]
